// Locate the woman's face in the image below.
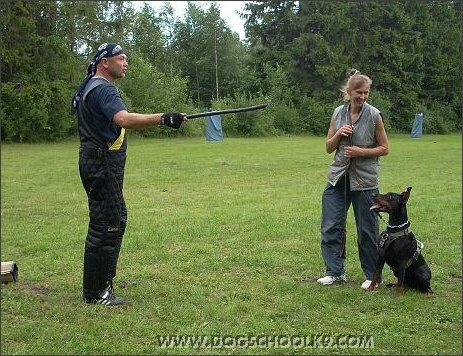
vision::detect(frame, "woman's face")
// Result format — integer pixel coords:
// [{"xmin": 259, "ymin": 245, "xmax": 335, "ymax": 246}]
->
[{"xmin": 348, "ymin": 82, "xmax": 370, "ymax": 108}]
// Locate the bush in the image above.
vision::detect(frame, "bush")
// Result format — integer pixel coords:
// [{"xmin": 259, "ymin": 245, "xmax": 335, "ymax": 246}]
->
[
  {"xmin": 368, "ymin": 90, "xmax": 394, "ymax": 133},
  {"xmin": 215, "ymin": 95, "xmax": 274, "ymax": 137},
  {"xmin": 422, "ymin": 103, "xmax": 459, "ymax": 134},
  {"xmin": 298, "ymin": 96, "xmax": 332, "ymax": 136},
  {"xmin": 1, "ymin": 81, "xmax": 74, "ymax": 142},
  {"xmin": 271, "ymin": 103, "xmax": 300, "ymax": 134}
]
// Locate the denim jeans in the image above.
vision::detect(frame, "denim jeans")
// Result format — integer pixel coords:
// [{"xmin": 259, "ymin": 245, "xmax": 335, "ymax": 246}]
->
[{"xmin": 320, "ymin": 175, "xmax": 380, "ymax": 280}]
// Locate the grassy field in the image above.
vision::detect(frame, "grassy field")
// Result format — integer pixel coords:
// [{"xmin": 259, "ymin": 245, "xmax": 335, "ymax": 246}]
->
[{"xmin": 1, "ymin": 134, "xmax": 461, "ymax": 355}]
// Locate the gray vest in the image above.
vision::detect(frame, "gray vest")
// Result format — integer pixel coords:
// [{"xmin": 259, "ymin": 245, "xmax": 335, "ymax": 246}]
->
[{"xmin": 327, "ymin": 102, "xmax": 381, "ymax": 190}]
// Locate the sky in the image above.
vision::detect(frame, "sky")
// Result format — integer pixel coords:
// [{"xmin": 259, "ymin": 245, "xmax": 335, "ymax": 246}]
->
[{"xmin": 132, "ymin": 1, "xmax": 248, "ymax": 40}]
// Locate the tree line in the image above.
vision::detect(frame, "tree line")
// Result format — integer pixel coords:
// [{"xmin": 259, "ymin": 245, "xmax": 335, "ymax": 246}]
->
[{"xmin": 1, "ymin": 0, "xmax": 461, "ymax": 142}]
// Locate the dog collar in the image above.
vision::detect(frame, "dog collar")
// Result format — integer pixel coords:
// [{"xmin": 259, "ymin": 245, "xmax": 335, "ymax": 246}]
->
[{"xmin": 386, "ymin": 220, "xmax": 410, "ymax": 230}]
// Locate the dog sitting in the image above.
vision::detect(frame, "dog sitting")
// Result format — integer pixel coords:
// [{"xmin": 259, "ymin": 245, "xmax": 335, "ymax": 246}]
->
[{"xmin": 367, "ymin": 187, "xmax": 433, "ymax": 297}]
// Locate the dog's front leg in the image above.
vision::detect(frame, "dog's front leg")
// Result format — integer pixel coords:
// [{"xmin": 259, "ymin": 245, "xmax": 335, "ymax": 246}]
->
[
  {"xmin": 395, "ymin": 261, "xmax": 407, "ymax": 297},
  {"xmin": 366, "ymin": 259, "xmax": 385, "ymax": 292}
]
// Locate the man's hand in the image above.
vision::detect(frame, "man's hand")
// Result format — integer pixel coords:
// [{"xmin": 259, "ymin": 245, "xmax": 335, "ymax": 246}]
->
[{"xmin": 161, "ymin": 112, "xmax": 186, "ymax": 129}]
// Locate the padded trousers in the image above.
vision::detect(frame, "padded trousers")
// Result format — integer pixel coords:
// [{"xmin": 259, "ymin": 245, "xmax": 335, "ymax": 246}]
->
[{"xmin": 79, "ymin": 150, "xmax": 127, "ymax": 299}]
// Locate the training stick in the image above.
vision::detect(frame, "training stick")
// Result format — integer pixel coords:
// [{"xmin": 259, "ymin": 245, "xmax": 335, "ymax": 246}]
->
[{"xmin": 186, "ymin": 103, "xmax": 268, "ymax": 119}]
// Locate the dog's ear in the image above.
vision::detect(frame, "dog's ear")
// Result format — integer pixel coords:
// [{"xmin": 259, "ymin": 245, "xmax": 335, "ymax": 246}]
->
[{"xmin": 401, "ymin": 187, "xmax": 412, "ymax": 205}]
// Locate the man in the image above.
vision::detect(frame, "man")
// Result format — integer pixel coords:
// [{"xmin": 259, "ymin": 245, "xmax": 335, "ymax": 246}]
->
[{"xmin": 71, "ymin": 43, "xmax": 187, "ymax": 305}]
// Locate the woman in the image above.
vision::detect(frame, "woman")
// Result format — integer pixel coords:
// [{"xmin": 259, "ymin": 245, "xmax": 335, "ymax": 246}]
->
[{"xmin": 317, "ymin": 69, "xmax": 389, "ymax": 289}]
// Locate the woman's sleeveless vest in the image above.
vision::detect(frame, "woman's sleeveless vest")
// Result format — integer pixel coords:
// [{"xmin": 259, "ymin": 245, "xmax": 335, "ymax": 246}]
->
[{"xmin": 327, "ymin": 102, "xmax": 381, "ymax": 190}]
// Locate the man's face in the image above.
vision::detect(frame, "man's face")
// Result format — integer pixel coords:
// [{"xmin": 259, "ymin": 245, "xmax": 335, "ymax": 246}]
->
[{"xmin": 102, "ymin": 54, "xmax": 128, "ymax": 79}]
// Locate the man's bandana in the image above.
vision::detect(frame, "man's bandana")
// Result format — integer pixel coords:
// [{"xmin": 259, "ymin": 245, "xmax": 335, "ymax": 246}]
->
[
  {"xmin": 71, "ymin": 43, "xmax": 124, "ymax": 113},
  {"xmin": 92, "ymin": 43, "xmax": 124, "ymax": 68}
]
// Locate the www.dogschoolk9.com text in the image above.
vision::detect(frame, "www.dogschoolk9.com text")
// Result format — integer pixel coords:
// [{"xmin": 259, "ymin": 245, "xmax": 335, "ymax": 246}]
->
[{"xmin": 157, "ymin": 334, "xmax": 374, "ymax": 349}]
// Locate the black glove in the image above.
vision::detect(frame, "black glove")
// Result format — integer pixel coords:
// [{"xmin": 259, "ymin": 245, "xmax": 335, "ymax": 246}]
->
[{"xmin": 161, "ymin": 112, "xmax": 184, "ymax": 129}]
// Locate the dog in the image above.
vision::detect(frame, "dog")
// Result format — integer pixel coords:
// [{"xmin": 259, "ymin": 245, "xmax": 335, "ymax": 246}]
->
[{"xmin": 367, "ymin": 187, "xmax": 433, "ymax": 297}]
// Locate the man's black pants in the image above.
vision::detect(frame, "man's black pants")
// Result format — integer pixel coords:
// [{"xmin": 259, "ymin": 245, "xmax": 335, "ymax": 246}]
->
[{"xmin": 79, "ymin": 149, "xmax": 127, "ymax": 300}]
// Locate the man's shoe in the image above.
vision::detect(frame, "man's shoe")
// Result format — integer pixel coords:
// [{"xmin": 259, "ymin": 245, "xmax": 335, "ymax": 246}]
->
[
  {"xmin": 317, "ymin": 274, "xmax": 347, "ymax": 285},
  {"xmin": 361, "ymin": 279, "xmax": 381, "ymax": 290},
  {"xmin": 84, "ymin": 285, "xmax": 125, "ymax": 306}
]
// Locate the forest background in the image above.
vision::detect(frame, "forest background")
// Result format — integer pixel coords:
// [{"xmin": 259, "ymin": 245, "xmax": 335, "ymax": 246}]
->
[{"xmin": 1, "ymin": 0, "xmax": 462, "ymax": 142}]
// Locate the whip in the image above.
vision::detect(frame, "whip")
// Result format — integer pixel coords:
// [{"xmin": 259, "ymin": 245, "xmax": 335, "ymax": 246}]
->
[{"xmin": 186, "ymin": 103, "xmax": 268, "ymax": 119}]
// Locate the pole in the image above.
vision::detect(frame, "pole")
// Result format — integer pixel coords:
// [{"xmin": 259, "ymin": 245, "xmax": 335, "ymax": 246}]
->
[{"xmin": 186, "ymin": 103, "xmax": 268, "ymax": 119}]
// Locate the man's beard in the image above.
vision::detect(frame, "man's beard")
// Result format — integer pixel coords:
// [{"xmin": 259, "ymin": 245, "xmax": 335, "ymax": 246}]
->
[{"xmin": 109, "ymin": 69, "xmax": 125, "ymax": 79}]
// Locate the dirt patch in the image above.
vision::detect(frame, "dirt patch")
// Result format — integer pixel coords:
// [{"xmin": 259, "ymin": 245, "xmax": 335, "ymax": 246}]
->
[{"xmin": 23, "ymin": 282, "xmax": 49, "ymax": 296}]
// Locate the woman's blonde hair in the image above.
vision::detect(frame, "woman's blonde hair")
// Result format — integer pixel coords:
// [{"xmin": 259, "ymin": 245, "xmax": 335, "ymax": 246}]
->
[{"xmin": 340, "ymin": 69, "xmax": 372, "ymax": 102}]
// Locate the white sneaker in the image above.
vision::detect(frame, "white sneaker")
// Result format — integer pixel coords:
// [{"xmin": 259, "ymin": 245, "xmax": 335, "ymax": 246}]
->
[
  {"xmin": 361, "ymin": 279, "xmax": 381, "ymax": 290},
  {"xmin": 317, "ymin": 275, "xmax": 347, "ymax": 285}
]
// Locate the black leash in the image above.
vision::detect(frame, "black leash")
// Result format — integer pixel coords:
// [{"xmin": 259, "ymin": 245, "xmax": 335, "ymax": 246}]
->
[
  {"xmin": 340, "ymin": 106, "xmax": 353, "ymax": 258},
  {"xmin": 340, "ymin": 174, "xmax": 348, "ymax": 258}
]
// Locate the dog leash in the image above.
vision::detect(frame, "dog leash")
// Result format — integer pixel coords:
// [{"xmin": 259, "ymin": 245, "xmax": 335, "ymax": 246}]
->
[
  {"xmin": 340, "ymin": 106, "xmax": 353, "ymax": 258},
  {"xmin": 340, "ymin": 175, "xmax": 348, "ymax": 258}
]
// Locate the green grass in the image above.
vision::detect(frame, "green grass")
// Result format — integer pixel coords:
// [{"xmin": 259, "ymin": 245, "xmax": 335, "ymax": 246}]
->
[{"xmin": 1, "ymin": 134, "xmax": 461, "ymax": 355}]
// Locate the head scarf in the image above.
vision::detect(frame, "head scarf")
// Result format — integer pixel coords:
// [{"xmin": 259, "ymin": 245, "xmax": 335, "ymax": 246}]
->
[{"xmin": 71, "ymin": 43, "xmax": 124, "ymax": 113}]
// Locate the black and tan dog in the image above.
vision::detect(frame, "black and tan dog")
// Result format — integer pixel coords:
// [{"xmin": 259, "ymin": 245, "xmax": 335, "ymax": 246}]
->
[{"xmin": 367, "ymin": 187, "xmax": 433, "ymax": 297}]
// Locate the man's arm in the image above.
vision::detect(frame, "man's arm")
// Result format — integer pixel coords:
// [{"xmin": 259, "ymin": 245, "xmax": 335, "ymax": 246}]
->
[
  {"xmin": 113, "ymin": 110, "xmax": 186, "ymax": 130},
  {"xmin": 113, "ymin": 110, "xmax": 162, "ymax": 130}
]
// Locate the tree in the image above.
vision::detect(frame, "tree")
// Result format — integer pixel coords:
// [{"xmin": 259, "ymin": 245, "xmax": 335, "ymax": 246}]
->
[
  {"xmin": 1, "ymin": 0, "xmax": 460, "ymax": 141},
  {"xmin": 1, "ymin": 1, "xmax": 80, "ymax": 141},
  {"xmin": 243, "ymin": 0, "xmax": 462, "ymax": 133},
  {"xmin": 172, "ymin": 1, "xmax": 248, "ymax": 107}
]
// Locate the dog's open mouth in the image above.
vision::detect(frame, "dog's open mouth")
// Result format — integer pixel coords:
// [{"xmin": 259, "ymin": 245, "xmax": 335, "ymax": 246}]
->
[{"xmin": 370, "ymin": 204, "xmax": 388, "ymax": 212}]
